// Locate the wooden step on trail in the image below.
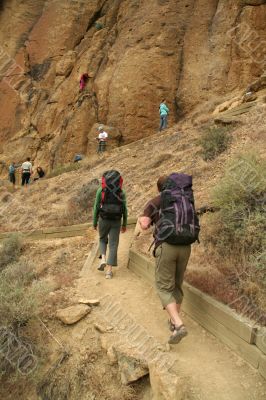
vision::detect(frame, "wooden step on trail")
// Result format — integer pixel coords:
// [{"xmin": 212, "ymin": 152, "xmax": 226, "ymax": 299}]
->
[{"xmin": 0, "ymin": 217, "xmax": 137, "ymax": 241}]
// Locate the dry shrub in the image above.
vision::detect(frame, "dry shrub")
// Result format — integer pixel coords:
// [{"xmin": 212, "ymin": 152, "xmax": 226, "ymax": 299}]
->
[
  {"xmin": 65, "ymin": 178, "xmax": 99, "ymax": 224},
  {"xmin": 0, "ymin": 258, "xmax": 47, "ymax": 330},
  {"xmin": 204, "ymin": 151, "xmax": 266, "ymax": 321},
  {"xmin": 71, "ymin": 178, "xmax": 99, "ymax": 211},
  {"xmin": 0, "ymin": 234, "xmax": 22, "ymax": 271},
  {"xmin": 149, "ymin": 153, "xmax": 172, "ymax": 168},
  {"xmin": 186, "ymin": 269, "xmax": 238, "ymax": 306},
  {"xmin": 199, "ymin": 124, "xmax": 232, "ymax": 161},
  {"xmin": 37, "ymin": 333, "xmax": 147, "ymax": 400},
  {"xmin": 53, "ymin": 272, "xmax": 75, "ymax": 290}
]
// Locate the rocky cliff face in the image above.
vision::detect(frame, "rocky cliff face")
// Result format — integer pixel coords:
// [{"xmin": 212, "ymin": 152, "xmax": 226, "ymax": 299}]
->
[{"xmin": 0, "ymin": 0, "xmax": 265, "ymax": 170}]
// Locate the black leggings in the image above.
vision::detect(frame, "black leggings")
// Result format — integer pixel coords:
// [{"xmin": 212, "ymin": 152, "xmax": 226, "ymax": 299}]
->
[
  {"xmin": 9, "ymin": 173, "xmax": 15, "ymax": 185},
  {"xmin": 22, "ymin": 172, "xmax": 31, "ymax": 186},
  {"xmin": 98, "ymin": 141, "xmax": 106, "ymax": 153}
]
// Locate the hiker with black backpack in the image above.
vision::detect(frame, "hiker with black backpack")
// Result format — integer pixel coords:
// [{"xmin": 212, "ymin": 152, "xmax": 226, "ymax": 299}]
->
[
  {"xmin": 93, "ymin": 170, "xmax": 128, "ymax": 279},
  {"xmin": 139, "ymin": 174, "xmax": 200, "ymax": 344}
]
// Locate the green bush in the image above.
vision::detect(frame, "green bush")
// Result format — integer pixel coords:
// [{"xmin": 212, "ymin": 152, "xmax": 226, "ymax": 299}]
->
[
  {"xmin": 0, "ymin": 234, "xmax": 22, "ymax": 271},
  {"xmin": 199, "ymin": 125, "xmax": 231, "ymax": 161}
]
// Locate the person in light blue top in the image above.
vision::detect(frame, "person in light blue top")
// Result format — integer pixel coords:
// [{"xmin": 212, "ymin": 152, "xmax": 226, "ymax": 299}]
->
[{"xmin": 159, "ymin": 99, "xmax": 169, "ymax": 131}]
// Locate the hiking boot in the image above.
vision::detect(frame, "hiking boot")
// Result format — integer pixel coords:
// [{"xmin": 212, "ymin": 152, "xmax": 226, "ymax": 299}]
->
[
  {"xmin": 168, "ymin": 319, "xmax": 175, "ymax": 332},
  {"xmin": 168, "ymin": 324, "xmax": 188, "ymax": 345},
  {"xmin": 97, "ymin": 262, "xmax": 106, "ymax": 272},
  {"xmin": 105, "ymin": 271, "xmax": 113, "ymax": 279}
]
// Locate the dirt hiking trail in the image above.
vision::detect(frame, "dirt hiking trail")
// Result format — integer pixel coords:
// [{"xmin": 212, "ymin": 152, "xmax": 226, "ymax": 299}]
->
[{"xmin": 72, "ymin": 227, "xmax": 266, "ymax": 400}]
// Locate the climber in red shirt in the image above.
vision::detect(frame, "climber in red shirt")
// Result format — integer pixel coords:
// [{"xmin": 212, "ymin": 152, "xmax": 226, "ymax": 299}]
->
[{"xmin": 79, "ymin": 73, "xmax": 89, "ymax": 91}]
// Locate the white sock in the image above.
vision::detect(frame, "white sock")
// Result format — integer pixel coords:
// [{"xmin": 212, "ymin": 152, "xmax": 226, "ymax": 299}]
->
[{"xmin": 101, "ymin": 255, "xmax": 106, "ymax": 263}]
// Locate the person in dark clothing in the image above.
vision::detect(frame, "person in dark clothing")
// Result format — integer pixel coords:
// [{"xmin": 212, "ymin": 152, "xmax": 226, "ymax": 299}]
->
[
  {"xmin": 21, "ymin": 157, "xmax": 32, "ymax": 187},
  {"xmin": 73, "ymin": 154, "xmax": 83, "ymax": 163},
  {"xmin": 33, "ymin": 166, "xmax": 45, "ymax": 181},
  {"xmin": 8, "ymin": 162, "xmax": 16, "ymax": 187},
  {"xmin": 93, "ymin": 171, "xmax": 127, "ymax": 279}
]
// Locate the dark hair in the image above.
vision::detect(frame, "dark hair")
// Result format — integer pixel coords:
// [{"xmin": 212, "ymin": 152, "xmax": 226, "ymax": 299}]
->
[
  {"xmin": 157, "ymin": 175, "xmax": 168, "ymax": 192},
  {"xmin": 26, "ymin": 157, "xmax": 30, "ymax": 161}
]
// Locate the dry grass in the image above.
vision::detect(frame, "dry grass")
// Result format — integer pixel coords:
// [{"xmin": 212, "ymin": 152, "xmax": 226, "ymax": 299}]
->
[
  {"xmin": 0, "ymin": 234, "xmax": 22, "ymax": 271},
  {"xmin": 0, "ymin": 258, "xmax": 48, "ymax": 330},
  {"xmin": 198, "ymin": 124, "xmax": 232, "ymax": 161},
  {"xmin": 46, "ymin": 162, "xmax": 82, "ymax": 179},
  {"xmin": 196, "ymin": 151, "xmax": 266, "ymax": 322},
  {"xmin": 37, "ymin": 326, "xmax": 148, "ymax": 400}
]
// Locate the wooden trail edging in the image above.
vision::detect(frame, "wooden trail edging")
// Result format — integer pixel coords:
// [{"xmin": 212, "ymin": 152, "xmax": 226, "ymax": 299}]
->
[
  {"xmin": 0, "ymin": 217, "xmax": 137, "ymax": 241},
  {"xmin": 128, "ymin": 248, "xmax": 266, "ymax": 380}
]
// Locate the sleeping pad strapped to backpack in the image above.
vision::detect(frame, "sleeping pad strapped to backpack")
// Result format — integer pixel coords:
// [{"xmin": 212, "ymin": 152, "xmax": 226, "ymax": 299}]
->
[
  {"xmin": 156, "ymin": 173, "xmax": 200, "ymax": 245},
  {"xmin": 99, "ymin": 170, "xmax": 123, "ymax": 220}
]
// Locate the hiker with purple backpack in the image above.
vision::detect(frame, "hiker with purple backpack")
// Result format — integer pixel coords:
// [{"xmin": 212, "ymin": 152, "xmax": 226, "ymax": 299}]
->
[{"xmin": 139, "ymin": 174, "xmax": 200, "ymax": 344}]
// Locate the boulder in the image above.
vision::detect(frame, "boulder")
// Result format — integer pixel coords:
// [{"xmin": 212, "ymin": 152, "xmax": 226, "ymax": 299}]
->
[
  {"xmin": 113, "ymin": 344, "xmax": 149, "ymax": 385},
  {"xmin": 247, "ymin": 73, "xmax": 266, "ymax": 93},
  {"xmin": 107, "ymin": 346, "xmax": 117, "ymax": 365},
  {"xmin": 212, "ymin": 97, "xmax": 241, "ymax": 115},
  {"xmin": 78, "ymin": 298, "xmax": 100, "ymax": 306},
  {"xmin": 56, "ymin": 304, "xmax": 91, "ymax": 325},
  {"xmin": 149, "ymin": 362, "xmax": 188, "ymax": 400},
  {"xmin": 94, "ymin": 322, "xmax": 113, "ymax": 333},
  {"xmin": 242, "ymin": 0, "xmax": 266, "ymax": 5},
  {"xmin": 243, "ymin": 92, "xmax": 257, "ymax": 102}
]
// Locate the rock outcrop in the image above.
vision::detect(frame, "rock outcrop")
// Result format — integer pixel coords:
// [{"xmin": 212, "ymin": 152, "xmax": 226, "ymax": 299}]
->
[
  {"xmin": 0, "ymin": 0, "xmax": 265, "ymax": 171},
  {"xmin": 56, "ymin": 304, "xmax": 91, "ymax": 325}
]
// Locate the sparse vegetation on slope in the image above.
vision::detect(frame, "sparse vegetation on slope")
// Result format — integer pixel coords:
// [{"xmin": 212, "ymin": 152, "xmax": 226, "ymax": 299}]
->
[
  {"xmin": 46, "ymin": 163, "xmax": 82, "ymax": 179},
  {"xmin": 0, "ymin": 234, "xmax": 22, "ymax": 271},
  {"xmin": 205, "ymin": 152, "xmax": 266, "ymax": 320},
  {"xmin": 199, "ymin": 125, "xmax": 232, "ymax": 161},
  {"xmin": 0, "ymin": 259, "xmax": 45, "ymax": 330}
]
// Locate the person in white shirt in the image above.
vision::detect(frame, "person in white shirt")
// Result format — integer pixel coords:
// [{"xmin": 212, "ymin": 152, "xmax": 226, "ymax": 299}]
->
[
  {"xmin": 97, "ymin": 126, "xmax": 108, "ymax": 153},
  {"xmin": 21, "ymin": 157, "xmax": 33, "ymax": 187}
]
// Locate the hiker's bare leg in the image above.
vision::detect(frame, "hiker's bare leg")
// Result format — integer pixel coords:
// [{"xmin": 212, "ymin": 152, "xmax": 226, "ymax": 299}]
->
[{"xmin": 165, "ymin": 302, "xmax": 183, "ymax": 327}]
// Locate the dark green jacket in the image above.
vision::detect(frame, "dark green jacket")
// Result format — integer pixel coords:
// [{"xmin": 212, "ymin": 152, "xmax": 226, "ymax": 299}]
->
[{"xmin": 93, "ymin": 188, "xmax": 128, "ymax": 227}]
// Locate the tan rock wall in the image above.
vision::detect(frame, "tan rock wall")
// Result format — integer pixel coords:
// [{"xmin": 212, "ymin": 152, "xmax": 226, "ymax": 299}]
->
[{"xmin": 0, "ymin": 0, "xmax": 265, "ymax": 171}]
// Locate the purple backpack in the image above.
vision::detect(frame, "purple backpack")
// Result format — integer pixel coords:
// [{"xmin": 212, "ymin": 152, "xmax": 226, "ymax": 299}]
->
[{"xmin": 156, "ymin": 173, "xmax": 200, "ymax": 245}]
